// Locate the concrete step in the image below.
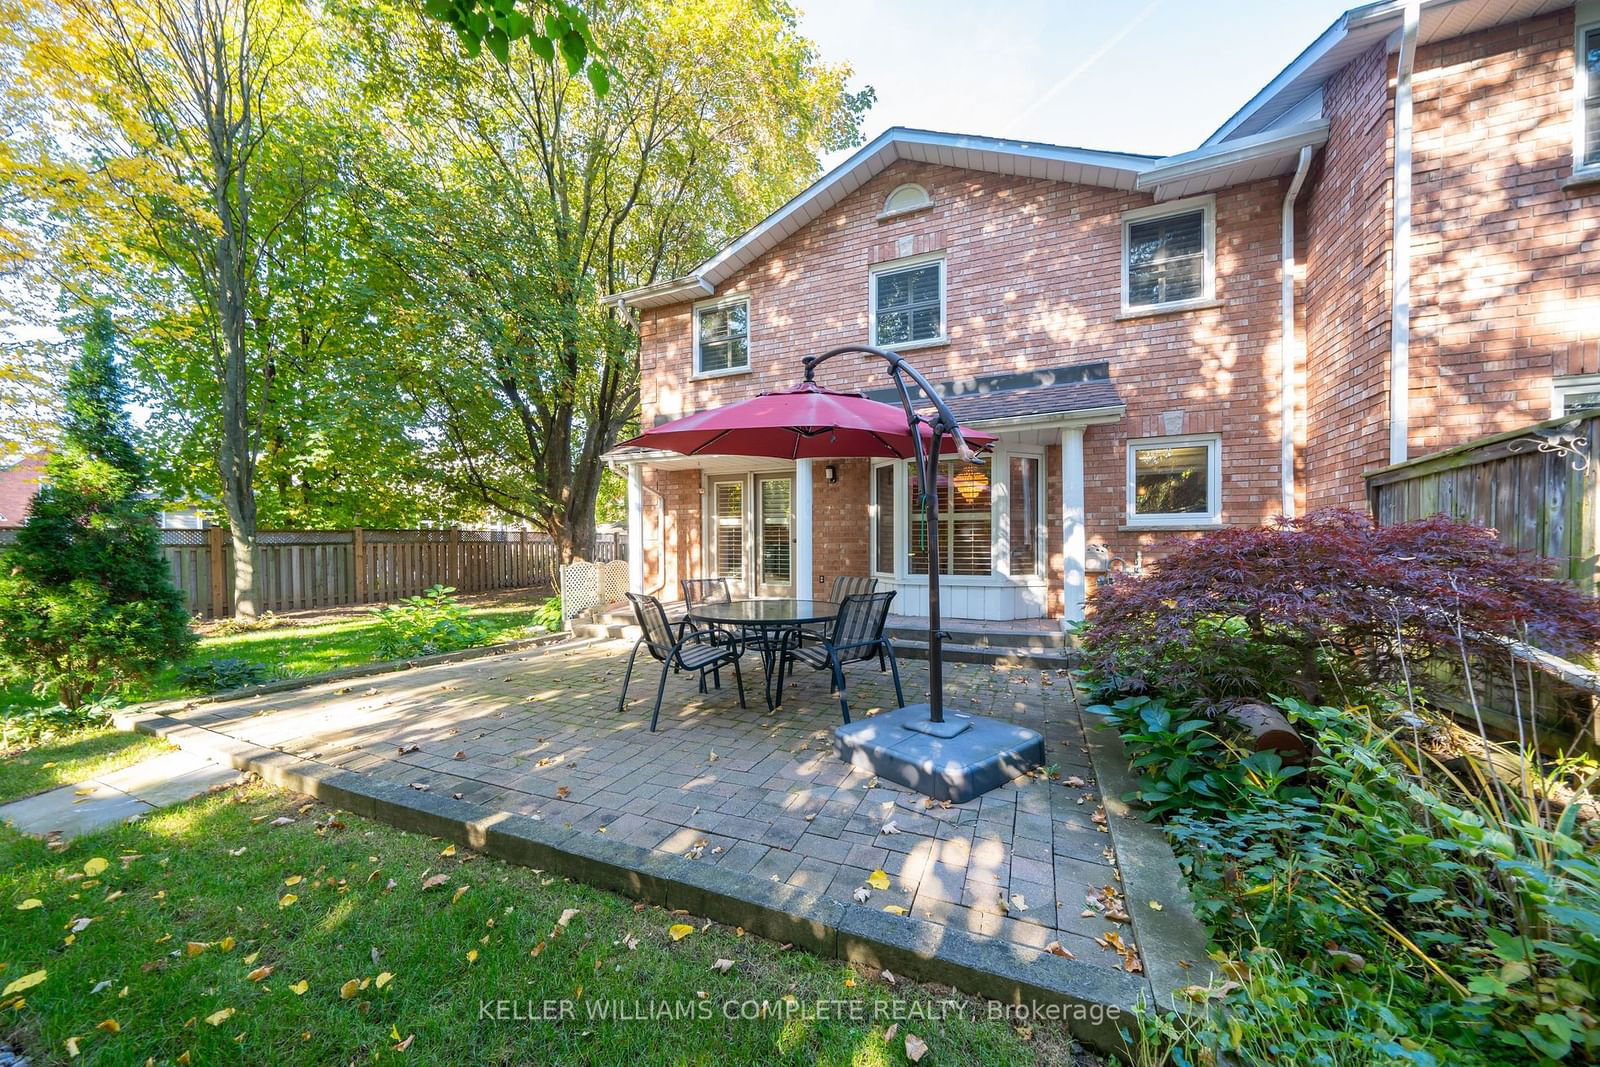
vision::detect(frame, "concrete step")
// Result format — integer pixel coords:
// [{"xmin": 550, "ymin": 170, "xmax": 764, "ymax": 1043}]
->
[
  {"xmin": 885, "ymin": 623, "xmax": 1069, "ymax": 651},
  {"xmin": 890, "ymin": 638, "xmax": 1080, "ymax": 670},
  {"xmin": 572, "ymin": 620, "xmax": 639, "ymax": 640}
]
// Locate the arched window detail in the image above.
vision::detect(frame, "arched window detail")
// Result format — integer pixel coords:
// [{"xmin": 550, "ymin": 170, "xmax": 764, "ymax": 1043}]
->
[{"xmin": 881, "ymin": 183, "xmax": 932, "ymax": 217}]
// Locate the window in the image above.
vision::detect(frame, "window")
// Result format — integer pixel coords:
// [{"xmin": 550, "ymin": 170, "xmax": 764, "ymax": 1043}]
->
[
  {"xmin": 1008, "ymin": 455, "xmax": 1042, "ymax": 575},
  {"xmin": 909, "ymin": 460, "xmax": 991, "ymax": 576},
  {"xmin": 1126, "ymin": 435, "xmax": 1220, "ymax": 525},
  {"xmin": 711, "ymin": 480, "xmax": 743, "ymax": 578},
  {"xmin": 694, "ymin": 298, "xmax": 749, "ymax": 376},
  {"xmin": 881, "ymin": 183, "xmax": 932, "ymax": 217},
  {"xmin": 871, "ymin": 257, "xmax": 944, "ymax": 348},
  {"xmin": 872, "ymin": 464, "xmax": 896, "ymax": 574},
  {"xmin": 1555, "ymin": 374, "xmax": 1600, "ymax": 416},
  {"xmin": 1122, "ymin": 198, "xmax": 1214, "ymax": 312},
  {"xmin": 1581, "ymin": 21, "xmax": 1600, "ymax": 170}
]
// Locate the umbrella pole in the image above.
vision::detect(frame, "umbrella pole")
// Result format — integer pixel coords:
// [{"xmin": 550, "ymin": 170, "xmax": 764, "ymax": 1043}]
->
[{"xmin": 924, "ymin": 425, "xmax": 946, "ymax": 724}]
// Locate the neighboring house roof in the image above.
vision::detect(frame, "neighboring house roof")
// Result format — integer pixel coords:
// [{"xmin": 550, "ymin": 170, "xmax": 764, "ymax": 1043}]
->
[
  {"xmin": 865, "ymin": 361, "xmax": 1123, "ymax": 429},
  {"xmin": 0, "ymin": 452, "xmax": 47, "ymax": 528},
  {"xmin": 1206, "ymin": 0, "xmax": 1573, "ymax": 146},
  {"xmin": 612, "ymin": 0, "xmax": 1574, "ymax": 310}
]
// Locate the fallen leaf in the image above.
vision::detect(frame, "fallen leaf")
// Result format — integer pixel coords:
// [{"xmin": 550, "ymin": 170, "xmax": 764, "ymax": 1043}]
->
[
  {"xmin": 247, "ymin": 965, "xmax": 273, "ymax": 982},
  {"xmin": 1063, "ymin": 776, "xmax": 1086, "ymax": 788},
  {"xmin": 96, "ymin": 1019, "xmax": 119, "ymax": 1034},
  {"xmin": 866, "ymin": 869, "xmax": 890, "ymax": 891},
  {"xmin": 218, "ymin": 937, "xmax": 236, "ymax": 952},
  {"xmin": 557, "ymin": 908, "xmax": 580, "ymax": 928},
  {"xmin": 90, "ymin": 980, "xmax": 113, "ymax": 995},
  {"xmin": 556, "ymin": 786, "xmax": 571, "ymax": 799},
  {"xmin": 465, "ymin": 949, "xmax": 479, "ymax": 964},
  {"xmin": 242, "ymin": 951, "xmax": 260, "ymax": 965},
  {"xmin": 1010, "ymin": 894, "xmax": 1029, "ymax": 912},
  {"xmin": 393, "ymin": 1034, "xmax": 415, "ymax": 1052},
  {"xmin": 905, "ymin": 1033, "xmax": 929, "ymax": 1063},
  {"xmin": 289, "ymin": 980, "xmax": 309, "ymax": 996},
  {"xmin": 530, "ymin": 941, "xmax": 545, "ymax": 957},
  {"xmin": 885, "ymin": 1023, "xmax": 899, "ymax": 1042},
  {"xmin": 880, "ymin": 821, "xmax": 902, "ymax": 835},
  {"xmin": 711, "ymin": 958, "xmax": 734, "ymax": 973},
  {"xmin": 283, "ymin": 875, "xmax": 302, "ymax": 886},
  {"xmin": 883, "ymin": 905, "xmax": 908, "ymax": 916},
  {"xmin": 339, "ymin": 979, "xmax": 360, "ymax": 999},
  {"xmin": 668, "ymin": 924, "xmax": 694, "ymax": 942},
  {"xmin": 397, "ymin": 744, "xmax": 420, "ymax": 754},
  {"xmin": 278, "ymin": 894, "xmax": 298, "ymax": 909},
  {"xmin": 376, "ymin": 972, "xmax": 393, "ymax": 989},
  {"xmin": 186, "ymin": 942, "xmax": 209, "ymax": 957},
  {"xmin": 65, "ymin": 1036, "xmax": 80, "ymax": 1058},
  {"xmin": 451, "ymin": 886, "xmax": 470, "ymax": 905},
  {"xmin": 83, "ymin": 858, "xmax": 108, "ymax": 877},
  {"xmin": 421, "ymin": 874, "xmax": 450, "ymax": 891},
  {"xmin": 440, "ymin": 845, "xmax": 457, "ymax": 858},
  {"xmin": 1045, "ymin": 941, "xmax": 1077, "ymax": 960},
  {"xmin": 1148, "ymin": 900, "xmax": 1164, "ymax": 912},
  {"xmin": 15, "ymin": 899, "xmax": 42, "ymax": 911},
  {"xmin": 453, "ymin": 751, "xmax": 467, "ymax": 760},
  {"xmin": 852, "ymin": 887, "xmax": 871, "ymax": 904},
  {"xmin": 205, "ymin": 1007, "xmax": 235, "ymax": 1026},
  {"xmin": 269, "ymin": 817, "xmax": 294, "ymax": 827}
]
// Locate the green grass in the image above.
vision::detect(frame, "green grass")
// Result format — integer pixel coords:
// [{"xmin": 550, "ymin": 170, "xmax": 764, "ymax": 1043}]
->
[
  {"xmin": 0, "ymin": 601, "xmax": 549, "ymax": 712},
  {"xmin": 0, "ymin": 782, "xmax": 1081, "ymax": 1066},
  {"xmin": 0, "ymin": 728, "xmax": 174, "ymax": 806}
]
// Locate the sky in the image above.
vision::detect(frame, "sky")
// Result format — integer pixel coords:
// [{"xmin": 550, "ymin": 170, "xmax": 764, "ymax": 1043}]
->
[{"xmin": 796, "ymin": 0, "xmax": 1359, "ymax": 168}]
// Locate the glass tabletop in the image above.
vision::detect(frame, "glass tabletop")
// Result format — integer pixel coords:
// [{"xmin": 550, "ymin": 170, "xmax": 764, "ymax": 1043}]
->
[{"xmin": 687, "ymin": 598, "xmax": 840, "ymax": 626}]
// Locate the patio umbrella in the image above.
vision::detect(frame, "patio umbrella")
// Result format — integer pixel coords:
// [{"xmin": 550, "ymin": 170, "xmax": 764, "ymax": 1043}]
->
[{"xmin": 619, "ymin": 344, "xmax": 994, "ymax": 731}]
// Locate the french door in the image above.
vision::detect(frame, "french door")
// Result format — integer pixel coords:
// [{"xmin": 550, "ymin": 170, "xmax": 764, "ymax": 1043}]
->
[{"xmin": 707, "ymin": 473, "xmax": 793, "ymax": 597}]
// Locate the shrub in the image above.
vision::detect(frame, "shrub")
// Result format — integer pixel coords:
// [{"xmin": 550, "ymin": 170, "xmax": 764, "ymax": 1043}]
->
[
  {"xmin": 368, "ymin": 585, "xmax": 490, "ymax": 659},
  {"xmin": 175, "ymin": 657, "xmax": 273, "ymax": 693},
  {"xmin": 1, "ymin": 698, "xmax": 119, "ymax": 749},
  {"xmin": 0, "ymin": 310, "xmax": 195, "ymax": 707},
  {"xmin": 531, "ymin": 595, "xmax": 563, "ymax": 633},
  {"xmin": 1082, "ymin": 509, "xmax": 1600, "ymax": 711}
]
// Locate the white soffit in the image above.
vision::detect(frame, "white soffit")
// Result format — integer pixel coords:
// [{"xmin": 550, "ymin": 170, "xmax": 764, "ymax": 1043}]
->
[{"xmin": 1137, "ymin": 120, "xmax": 1331, "ymax": 201}]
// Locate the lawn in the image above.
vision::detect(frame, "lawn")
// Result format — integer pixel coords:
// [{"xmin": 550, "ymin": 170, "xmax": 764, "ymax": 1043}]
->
[
  {"xmin": 0, "ymin": 728, "xmax": 174, "ymax": 806},
  {"xmin": 0, "ymin": 777, "xmax": 1090, "ymax": 1066},
  {"xmin": 0, "ymin": 597, "xmax": 551, "ymax": 713}
]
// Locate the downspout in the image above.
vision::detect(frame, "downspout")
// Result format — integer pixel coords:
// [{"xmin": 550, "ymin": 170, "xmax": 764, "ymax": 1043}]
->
[
  {"xmin": 1280, "ymin": 144, "xmax": 1314, "ymax": 519},
  {"xmin": 1389, "ymin": 0, "xmax": 1420, "ymax": 464}
]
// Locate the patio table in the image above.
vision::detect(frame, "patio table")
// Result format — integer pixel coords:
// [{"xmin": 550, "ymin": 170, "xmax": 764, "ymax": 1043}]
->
[{"xmin": 686, "ymin": 598, "xmax": 838, "ymax": 710}]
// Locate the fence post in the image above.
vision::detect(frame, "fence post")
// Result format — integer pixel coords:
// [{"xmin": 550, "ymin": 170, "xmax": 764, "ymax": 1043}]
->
[
  {"xmin": 352, "ymin": 527, "xmax": 367, "ymax": 604},
  {"xmin": 450, "ymin": 526, "xmax": 463, "ymax": 590},
  {"xmin": 207, "ymin": 525, "xmax": 227, "ymax": 619}
]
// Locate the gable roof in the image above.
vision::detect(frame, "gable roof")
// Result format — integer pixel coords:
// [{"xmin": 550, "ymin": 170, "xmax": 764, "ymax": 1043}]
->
[{"xmin": 1206, "ymin": 0, "xmax": 1573, "ymax": 146}]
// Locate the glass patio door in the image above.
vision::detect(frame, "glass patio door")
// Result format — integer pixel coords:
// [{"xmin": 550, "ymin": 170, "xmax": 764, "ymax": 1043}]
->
[
  {"xmin": 709, "ymin": 478, "xmax": 746, "ymax": 594},
  {"xmin": 756, "ymin": 476, "xmax": 793, "ymax": 597}
]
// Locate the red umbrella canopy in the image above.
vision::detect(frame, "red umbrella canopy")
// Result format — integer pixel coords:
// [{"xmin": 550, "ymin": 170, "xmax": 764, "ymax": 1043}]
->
[{"xmin": 620, "ymin": 383, "xmax": 996, "ymax": 461}]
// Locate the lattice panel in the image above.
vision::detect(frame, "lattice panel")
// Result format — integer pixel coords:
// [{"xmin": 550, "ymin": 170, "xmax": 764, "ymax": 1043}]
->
[
  {"xmin": 258, "ymin": 530, "xmax": 352, "ymax": 545},
  {"xmin": 559, "ymin": 561, "xmax": 600, "ymax": 620},
  {"xmin": 598, "ymin": 559, "xmax": 629, "ymax": 605},
  {"xmin": 160, "ymin": 529, "xmax": 208, "ymax": 546},
  {"xmin": 367, "ymin": 529, "xmax": 453, "ymax": 543}
]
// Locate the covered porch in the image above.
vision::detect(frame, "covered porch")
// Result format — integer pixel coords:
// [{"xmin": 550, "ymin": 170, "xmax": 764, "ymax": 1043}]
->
[{"xmin": 612, "ymin": 361, "xmax": 1125, "ymax": 628}]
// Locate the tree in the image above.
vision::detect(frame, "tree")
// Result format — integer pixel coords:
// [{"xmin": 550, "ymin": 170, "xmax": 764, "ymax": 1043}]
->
[
  {"xmin": 0, "ymin": 310, "xmax": 194, "ymax": 708},
  {"xmin": 12, "ymin": 0, "xmax": 320, "ymax": 618},
  {"xmin": 348, "ymin": 0, "xmax": 872, "ymax": 559}
]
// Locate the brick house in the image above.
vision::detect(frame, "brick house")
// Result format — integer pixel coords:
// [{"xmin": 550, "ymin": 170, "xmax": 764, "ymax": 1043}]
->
[
  {"xmin": 608, "ymin": 0, "xmax": 1600, "ymax": 627},
  {"xmin": 0, "ymin": 453, "xmax": 47, "ymax": 528}
]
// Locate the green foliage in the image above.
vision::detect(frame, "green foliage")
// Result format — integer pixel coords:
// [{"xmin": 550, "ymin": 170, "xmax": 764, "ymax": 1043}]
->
[
  {"xmin": 368, "ymin": 585, "xmax": 491, "ymax": 660},
  {"xmin": 0, "ymin": 312, "xmax": 195, "ymax": 707},
  {"xmin": 531, "ymin": 595, "xmax": 564, "ymax": 632},
  {"xmin": 0, "ymin": 697, "xmax": 118, "ymax": 749},
  {"xmin": 419, "ymin": 0, "xmax": 614, "ymax": 91},
  {"xmin": 175, "ymin": 657, "xmax": 274, "ymax": 693}
]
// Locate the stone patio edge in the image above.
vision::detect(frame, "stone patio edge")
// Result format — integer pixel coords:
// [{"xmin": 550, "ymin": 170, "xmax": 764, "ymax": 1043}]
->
[
  {"xmin": 114, "ymin": 703, "xmax": 1150, "ymax": 1054},
  {"xmin": 133, "ymin": 631, "xmax": 596, "ymax": 716},
  {"xmin": 1081, "ymin": 708, "xmax": 1218, "ymax": 1013}
]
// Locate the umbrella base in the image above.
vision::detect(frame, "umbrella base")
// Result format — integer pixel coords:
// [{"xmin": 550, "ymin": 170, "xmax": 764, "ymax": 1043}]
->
[{"xmin": 833, "ymin": 703, "xmax": 1044, "ymax": 804}]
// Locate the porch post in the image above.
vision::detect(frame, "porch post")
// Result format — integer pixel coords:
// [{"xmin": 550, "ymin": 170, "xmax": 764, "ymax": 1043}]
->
[
  {"xmin": 1060, "ymin": 426, "xmax": 1086, "ymax": 627},
  {"xmin": 793, "ymin": 458, "xmax": 814, "ymax": 596},
  {"xmin": 626, "ymin": 462, "xmax": 645, "ymax": 594}
]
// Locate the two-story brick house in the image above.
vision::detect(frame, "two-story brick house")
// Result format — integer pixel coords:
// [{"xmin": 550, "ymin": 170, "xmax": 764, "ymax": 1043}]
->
[{"xmin": 608, "ymin": 0, "xmax": 1600, "ymax": 628}]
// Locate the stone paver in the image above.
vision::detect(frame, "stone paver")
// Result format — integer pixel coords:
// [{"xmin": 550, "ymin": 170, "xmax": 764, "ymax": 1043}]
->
[
  {"xmin": 0, "ymin": 749, "xmax": 238, "ymax": 840},
  {"xmin": 156, "ymin": 639, "xmax": 1145, "ymax": 970}
]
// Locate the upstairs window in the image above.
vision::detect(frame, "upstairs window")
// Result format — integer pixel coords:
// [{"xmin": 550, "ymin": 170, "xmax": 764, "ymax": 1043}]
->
[
  {"xmin": 1122, "ymin": 198, "xmax": 1215, "ymax": 312},
  {"xmin": 871, "ymin": 256, "xmax": 945, "ymax": 348},
  {"xmin": 1581, "ymin": 24, "xmax": 1600, "ymax": 169},
  {"xmin": 694, "ymin": 298, "xmax": 749, "ymax": 376}
]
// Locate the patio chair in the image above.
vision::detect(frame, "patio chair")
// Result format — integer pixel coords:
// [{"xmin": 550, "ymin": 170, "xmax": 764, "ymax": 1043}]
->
[
  {"xmin": 681, "ymin": 576, "xmax": 741, "ymax": 660},
  {"xmin": 775, "ymin": 590, "xmax": 901, "ymax": 724},
  {"xmin": 799, "ymin": 575, "xmax": 878, "ymax": 644},
  {"xmin": 618, "ymin": 592, "xmax": 746, "ymax": 732}
]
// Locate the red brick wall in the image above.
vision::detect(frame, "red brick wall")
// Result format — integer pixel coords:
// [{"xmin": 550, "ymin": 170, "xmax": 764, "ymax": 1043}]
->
[
  {"xmin": 0, "ymin": 453, "xmax": 46, "ymax": 527},
  {"xmin": 639, "ymin": 161, "xmax": 1293, "ymax": 575},
  {"xmin": 810, "ymin": 458, "xmax": 870, "ymax": 599},
  {"xmin": 1303, "ymin": 42, "xmax": 1394, "ymax": 512},
  {"xmin": 639, "ymin": 467, "xmax": 700, "ymax": 600}
]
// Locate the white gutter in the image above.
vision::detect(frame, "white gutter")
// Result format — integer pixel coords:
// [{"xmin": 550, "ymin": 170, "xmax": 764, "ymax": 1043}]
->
[
  {"xmin": 1138, "ymin": 120, "xmax": 1329, "ymax": 193},
  {"xmin": 1389, "ymin": 0, "xmax": 1420, "ymax": 464},
  {"xmin": 1280, "ymin": 145, "xmax": 1315, "ymax": 519}
]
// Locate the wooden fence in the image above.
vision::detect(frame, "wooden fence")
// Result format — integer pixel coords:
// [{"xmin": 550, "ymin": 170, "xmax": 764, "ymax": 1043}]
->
[
  {"xmin": 1367, "ymin": 411, "xmax": 1600, "ymax": 750},
  {"xmin": 0, "ymin": 526, "xmax": 622, "ymax": 619}
]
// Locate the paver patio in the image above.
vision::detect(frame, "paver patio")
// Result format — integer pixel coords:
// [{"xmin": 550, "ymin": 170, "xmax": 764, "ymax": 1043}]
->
[{"xmin": 148, "ymin": 639, "xmax": 1147, "ymax": 972}]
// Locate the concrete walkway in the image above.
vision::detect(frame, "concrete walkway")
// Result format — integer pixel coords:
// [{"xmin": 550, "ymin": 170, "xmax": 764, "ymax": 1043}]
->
[{"xmin": 0, "ymin": 748, "xmax": 241, "ymax": 840}]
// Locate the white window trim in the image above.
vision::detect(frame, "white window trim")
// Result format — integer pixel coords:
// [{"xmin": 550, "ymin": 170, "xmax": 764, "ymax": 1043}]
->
[
  {"xmin": 1125, "ymin": 433, "xmax": 1222, "ymax": 527},
  {"xmin": 869, "ymin": 459, "xmax": 904, "ymax": 579},
  {"xmin": 1553, "ymin": 372, "xmax": 1600, "ymax": 416},
  {"xmin": 1119, "ymin": 195, "xmax": 1217, "ymax": 315},
  {"xmin": 691, "ymin": 294, "xmax": 751, "ymax": 380},
  {"xmin": 1574, "ymin": 2, "xmax": 1600, "ymax": 179},
  {"xmin": 878, "ymin": 183, "xmax": 933, "ymax": 221},
  {"xmin": 868, "ymin": 251, "xmax": 948, "ymax": 351}
]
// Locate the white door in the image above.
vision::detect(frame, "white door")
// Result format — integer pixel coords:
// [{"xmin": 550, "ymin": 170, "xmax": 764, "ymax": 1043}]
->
[{"xmin": 756, "ymin": 476, "xmax": 793, "ymax": 597}]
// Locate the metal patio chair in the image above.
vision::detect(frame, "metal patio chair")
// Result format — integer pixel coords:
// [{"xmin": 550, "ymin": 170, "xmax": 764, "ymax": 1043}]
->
[
  {"xmin": 618, "ymin": 592, "xmax": 746, "ymax": 732},
  {"xmin": 799, "ymin": 575, "xmax": 878, "ymax": 644},
  {"xmin": 775, "ymin": 590, "xmax": 901, "ymax": 724},
  {"xmin": 681, "ymin": 576, "xmax": 741, "ymax": 659}
]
